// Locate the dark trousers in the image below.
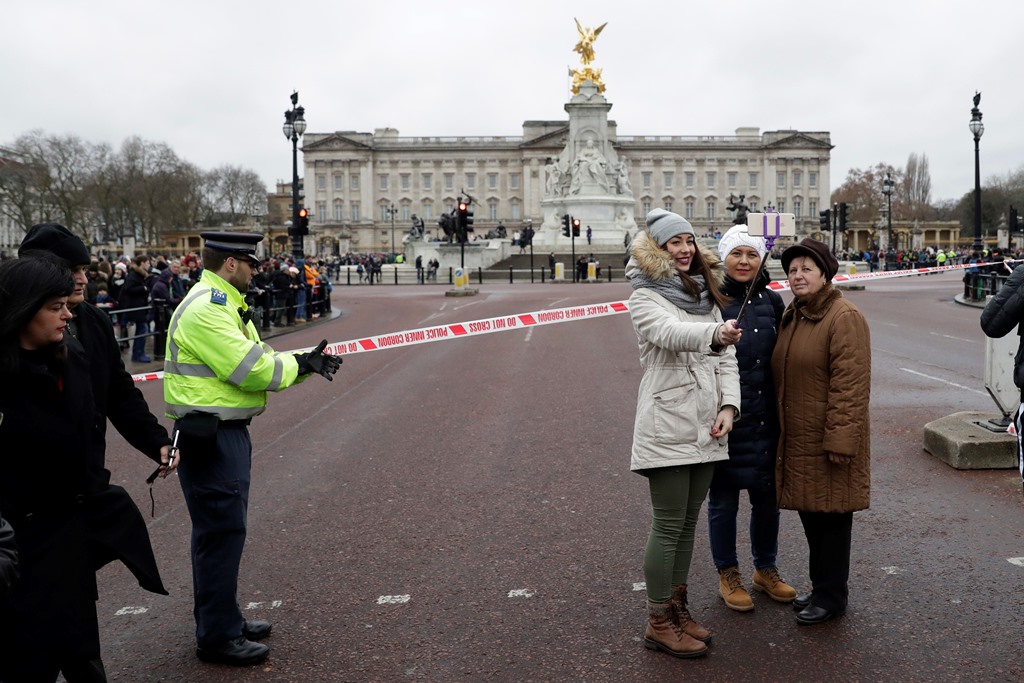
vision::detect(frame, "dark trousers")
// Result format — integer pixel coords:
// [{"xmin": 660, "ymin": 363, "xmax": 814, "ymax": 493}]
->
[
  {"xmin": 177, "ymin": 424, "xmax": 252, "ymax": 647},
  {"xmin": 798, "ymin": 510, "xmax": 853, "ymax": 612},
  {"xmin": 707, "ymin": 483, "xmax": 780, "ymax": 571}
]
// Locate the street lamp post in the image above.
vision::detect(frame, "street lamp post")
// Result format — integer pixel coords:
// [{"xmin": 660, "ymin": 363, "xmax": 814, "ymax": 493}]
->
[
  {"xmin": 385, "ymin": 204, "xmax": 398, "ymax": 259},
  {"xmin": 969, "ymin": 92, "xmax": 985, "ymax": 253},
  {"xmin": 882, "ymin": 171, "xmax": 894, "ymax": 268},
  {"xmin": 282, "ymin": 92, "xmax": 307, "ymax": 259}
]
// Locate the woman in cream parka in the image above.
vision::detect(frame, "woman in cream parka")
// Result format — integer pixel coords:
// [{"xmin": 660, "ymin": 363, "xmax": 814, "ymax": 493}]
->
[{"xmin": 626, "ymin": 209, "xmax": 741, "ymax": 659}]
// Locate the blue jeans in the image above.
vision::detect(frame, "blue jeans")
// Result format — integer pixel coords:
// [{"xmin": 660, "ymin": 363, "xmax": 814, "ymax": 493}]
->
[
  {"xmin": 707, "ymin": 483, "xmax": 780, "ymax": 571},
  {"xmin": 295, "ymin": 287, "xmax": 307, "ymax": 319},
  {"xmin": 132, "ymin": 320, "xmax": 150, "ymax": 359}
]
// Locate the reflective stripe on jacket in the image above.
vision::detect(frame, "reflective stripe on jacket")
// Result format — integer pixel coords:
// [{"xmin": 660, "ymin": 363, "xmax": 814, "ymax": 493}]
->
[{"xmin": 163, "ymin": 270, "xmax": 306, "ymax": 420}]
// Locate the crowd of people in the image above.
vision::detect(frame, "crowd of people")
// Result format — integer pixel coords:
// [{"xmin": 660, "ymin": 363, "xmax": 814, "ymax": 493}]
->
[{"xmin": 39, "ymin": 250, "xmax": 342, "ymax": 362}]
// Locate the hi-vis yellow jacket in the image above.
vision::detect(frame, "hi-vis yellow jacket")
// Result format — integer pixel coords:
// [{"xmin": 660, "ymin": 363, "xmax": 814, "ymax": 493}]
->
[{"xmin": 164, "ymin": 270, "xmax": 308, "ymax": 420}]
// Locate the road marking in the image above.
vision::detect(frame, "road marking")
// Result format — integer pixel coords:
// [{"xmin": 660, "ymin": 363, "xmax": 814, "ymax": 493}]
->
[
  {"xmin": 377, "ymin": 595, "xmax": 411, "ymax": 605},
  {"xmin": 900, "ymin": 368, "xmax": 988, "ymax": 396},
  {"xmin": 508, "ymin": 589, "xmax": 535, "ymax": 598},
  {"xmin": 1008, "ymin": 557, "xmax": 1024, "ymax": 567},
  {"xmin": 115, "ymin": 606, "xmax": 148, "ymax": 616},
  {"xmin": 928, "ymin": 331, "xmax": 976, "ymax": 343},
  {"xmin": 632, "ymin": 582, "xmax": 646, "ymax": 592},
  {"xmin": 245, "ymin": 600, "xmax": 283, "ymax": 609},
  {"xmin": 524, "ymin": 327, "xmax": 534, "ymax": 342},
  {"xmin": 881, "ymin": 566, "xmax": 905, "ymax": 575}
]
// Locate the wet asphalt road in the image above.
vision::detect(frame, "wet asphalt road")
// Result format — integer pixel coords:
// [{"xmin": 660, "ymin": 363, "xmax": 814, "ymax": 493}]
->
[{"xmin": 92, "ymin": 271, "xmax": 1023, "ymax": 682}]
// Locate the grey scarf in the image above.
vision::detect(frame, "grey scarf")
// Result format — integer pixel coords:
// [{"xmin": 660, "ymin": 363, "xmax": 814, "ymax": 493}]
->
[{"xmin": 630, "ymin": 271, "xmax": 714, "ymax": 316}]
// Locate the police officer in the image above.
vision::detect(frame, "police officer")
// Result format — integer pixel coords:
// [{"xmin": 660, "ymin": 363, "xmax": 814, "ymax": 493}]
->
[{"xmin": 164, "ymin": 232, "xmax": 341, "ymax": 666}]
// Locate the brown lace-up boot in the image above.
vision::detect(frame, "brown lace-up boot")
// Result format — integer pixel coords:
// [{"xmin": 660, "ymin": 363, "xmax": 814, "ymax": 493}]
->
[
  {"xmin": 643, "ymin": 601, "xmax": 708, "ymax": 659},
  {"xmin": 719, "ymin": 566, "xmax": 754, "ymax": 612},
  {"xmin": 752, "ymin": 566, "xmax": 797, "ymax": 603},
  {"xmin": 670, "ymin": 584, "xmax": 712, "ymax": 643}
]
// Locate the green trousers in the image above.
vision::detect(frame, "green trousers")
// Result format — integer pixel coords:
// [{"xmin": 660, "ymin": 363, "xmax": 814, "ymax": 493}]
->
[{"xmin": 643, "ymin": 462, "xmax": 716, "ymax": 603}]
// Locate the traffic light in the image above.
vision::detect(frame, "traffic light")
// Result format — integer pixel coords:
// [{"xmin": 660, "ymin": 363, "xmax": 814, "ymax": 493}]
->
[
  {"xmin": 562, "ymin": 214, "xmax": 571, "ymax": 238},
  {"xmin": 464, "ymin": 201, "xmax": 474, "ymax": 234},
  {"xmin": 571, "ymin": 217, "xmax": 581, "ymax": 237},
  {"xmin": 297, "ymin": 207, "xmax": 310, "ymax": 236},
  {"xmin": 1011, "ymin": 206, "xmax": 1019, "ymax": 233},
  {"xmin": 819, "ymin": 209, "xmax": 831, "ymax": 233},
  {"xmin": 456, "ymin": 199, "xmax": 470, "ymax": 243},
  {"xmin": 838, "ymin": 203, "xmax": 849, "ymax": 230}
]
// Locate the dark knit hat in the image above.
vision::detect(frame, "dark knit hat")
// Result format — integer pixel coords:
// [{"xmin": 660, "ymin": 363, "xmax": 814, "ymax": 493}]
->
[
  {"xmin": 781, "ymin": 237, "xmax": 839, "ymax": 281},
  {"xmin": 19, "ymin": 223, "xmax": 91, "ymax": 266}
]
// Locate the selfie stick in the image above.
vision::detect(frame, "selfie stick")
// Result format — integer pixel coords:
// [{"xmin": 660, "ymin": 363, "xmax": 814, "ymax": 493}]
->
[{"xmin": 734, "ymin": 209, "xmax": 783, "ymax": 327}]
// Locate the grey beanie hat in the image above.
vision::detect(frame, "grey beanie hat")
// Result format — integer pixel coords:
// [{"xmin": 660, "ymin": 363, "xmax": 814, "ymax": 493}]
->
[{"xmin": 646, "ymin": 208, "xmax": 694, "ymax": 246}]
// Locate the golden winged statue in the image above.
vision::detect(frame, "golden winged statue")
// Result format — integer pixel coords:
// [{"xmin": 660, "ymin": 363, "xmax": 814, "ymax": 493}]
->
[
  {"xmin": 571, "ymin": 19, "xmax": 608, "ymax": 94},
  {"xmin": 573, "ymin": 18, "xmax": 607, "ymax": 65}
]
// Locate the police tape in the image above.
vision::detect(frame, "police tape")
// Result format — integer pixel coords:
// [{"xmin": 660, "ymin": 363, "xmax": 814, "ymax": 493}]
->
[
  {"xmin": 129, "ymin": 259, "xmax": 1004, "ymax": 384},
  {"xmin": 129, "ymin": 301, "xmax": 630, "ymax": 383}
]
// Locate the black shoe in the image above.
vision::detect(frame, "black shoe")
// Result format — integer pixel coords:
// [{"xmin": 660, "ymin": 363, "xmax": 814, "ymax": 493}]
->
[
  {"xmin": 793, "ymin": 592, "xmax": 812, "ymax": 611},
  {"xmin": 242, "ymin": 619, "xmax": 272, "ymax": 641},
  {"xmin": 196, "ymin": 637, "xmax": 269, "ymax": 666},
  {"xmin": 795, "ymin": 604, "xmax": 845, "ymax": 625}
]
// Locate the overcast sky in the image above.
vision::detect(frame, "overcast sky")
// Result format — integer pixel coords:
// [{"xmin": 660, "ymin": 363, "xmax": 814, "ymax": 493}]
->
[{"xmin": 4, "ymin": 0, "xmax": 1021, "ymax": 204}]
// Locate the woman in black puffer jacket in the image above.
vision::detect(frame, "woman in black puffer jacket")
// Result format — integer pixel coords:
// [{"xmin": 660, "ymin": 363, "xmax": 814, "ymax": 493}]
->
[{"xmin": 707, "ymin": 226, "xmax": 796, "ymax": 612}]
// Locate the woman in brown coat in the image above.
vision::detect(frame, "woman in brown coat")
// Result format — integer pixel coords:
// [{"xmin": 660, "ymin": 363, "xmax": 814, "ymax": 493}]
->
[{"xmin": 771, "ymin": 238, "xmax": 871, "ymax": 626}]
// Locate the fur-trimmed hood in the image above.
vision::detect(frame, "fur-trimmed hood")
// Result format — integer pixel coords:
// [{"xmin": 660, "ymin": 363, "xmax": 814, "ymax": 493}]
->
[{"xmin": 625, "ymin": 229, "xmax": 723, "ymax": 283}]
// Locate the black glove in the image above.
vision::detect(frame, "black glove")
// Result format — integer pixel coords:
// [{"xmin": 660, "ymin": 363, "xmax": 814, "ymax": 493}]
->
[{"xmin": 294, "ymin": 339, "xmax": 342, "ymax": 381}]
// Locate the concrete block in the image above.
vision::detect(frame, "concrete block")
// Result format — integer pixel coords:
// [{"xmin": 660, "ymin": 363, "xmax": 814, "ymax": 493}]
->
[{"xmin": 923, "ymin": 411, "xmax": 1017, "ymax": 469}]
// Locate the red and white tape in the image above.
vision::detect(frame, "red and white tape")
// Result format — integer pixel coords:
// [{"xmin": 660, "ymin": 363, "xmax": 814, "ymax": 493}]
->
[{"xmin": 129, "ymin": 260, "xmax": 1003, "ymax": 383}]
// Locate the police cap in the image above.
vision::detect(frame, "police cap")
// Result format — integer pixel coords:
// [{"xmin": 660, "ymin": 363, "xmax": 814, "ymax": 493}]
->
[{"xmin": 201, "ymin": 231, "xmax": 263, "ymax": 266}]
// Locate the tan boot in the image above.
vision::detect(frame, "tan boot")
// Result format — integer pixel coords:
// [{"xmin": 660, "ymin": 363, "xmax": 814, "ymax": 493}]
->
[
  {"xmin": 643, "ymin": 601, "xmax": 708, "ymax": 658},
  {"xmin": 670, "ymin": 584, "xmax": 711, "ymax": 643},
  {"xmin": 752, "ymin": 566, "xmax": 798, "ymax": 603},
  {"xmin": 718, "ymin": 567, "xmax": 754, "ymax": 612}
]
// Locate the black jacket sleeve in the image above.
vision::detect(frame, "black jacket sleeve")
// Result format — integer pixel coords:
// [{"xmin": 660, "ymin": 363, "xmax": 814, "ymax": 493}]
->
[
  {"xmin": 0, "ymin": 514, "xmax": 19, "ymax": 598},
  {"xmin": 981, "ymin": 264, "xmax": 1024, "ymax": 339},
  {"xmin": 79, "ymin": 304, "xmax": 171, "ymax": 463}
]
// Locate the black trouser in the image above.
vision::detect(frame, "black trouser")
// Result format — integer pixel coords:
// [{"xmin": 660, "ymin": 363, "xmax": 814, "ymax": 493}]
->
[{"xmin": 798, "ymin": 510, "xmax": 853, "ymax": 612}]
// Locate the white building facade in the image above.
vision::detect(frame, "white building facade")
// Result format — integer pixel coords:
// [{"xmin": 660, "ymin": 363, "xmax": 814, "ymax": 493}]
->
[{"xmin": 301, "ymin": 123, "xmax": 832, "ymax": 255}]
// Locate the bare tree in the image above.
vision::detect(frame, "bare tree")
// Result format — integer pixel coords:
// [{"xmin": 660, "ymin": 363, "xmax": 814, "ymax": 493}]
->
[
  {"xmin": 0, "ymin": 131, "xmax": 104, "ymax": 240},
  {"xmin": 904, "ymin": 153, "xmax": 932, "ymax": 220}
]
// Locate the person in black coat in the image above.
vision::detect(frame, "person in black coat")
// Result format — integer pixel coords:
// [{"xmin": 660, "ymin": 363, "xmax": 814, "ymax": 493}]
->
[
  {"xmin": 980, "ymin": 259, "xmax": 1024, "ymax": 494},
  {"xmin": 119, "ymin": 254, "xmax": 155, "ymax": 362},
  {"xmin": 0, "ymin": 256, "xmax": 168, "ymax": 682},
  {"xmin": 707, "ymin": 226, "xmax": 796, "ymax": 612}
]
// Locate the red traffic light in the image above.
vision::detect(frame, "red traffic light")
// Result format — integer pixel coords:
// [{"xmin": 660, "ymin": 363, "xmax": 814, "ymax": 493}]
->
[
  {"xmin": 458, "ymin": 201, "xmax": 469, "ymax": 213},
  {"xmin": 571, "ymin": 218, "xmax": 580, "ymax": 228},
  {"xmin": 298, "ymin": 207, "xmax": 308, "ymax": 219}
]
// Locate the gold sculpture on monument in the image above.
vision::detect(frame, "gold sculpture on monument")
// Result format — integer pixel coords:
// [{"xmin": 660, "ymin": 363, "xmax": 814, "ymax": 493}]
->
[{"xmin": 571, "ymin": 18, "xmax": 607, "ymax": 94}]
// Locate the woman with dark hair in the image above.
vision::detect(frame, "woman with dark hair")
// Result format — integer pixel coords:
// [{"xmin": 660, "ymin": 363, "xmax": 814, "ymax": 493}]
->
[
  {"xmin": 0, "ymin": 257, "xmax": 124, "ymax": 681},
  {"xmin": 626, "ymin": 209, "xmax": 742, "ymax": 659}
]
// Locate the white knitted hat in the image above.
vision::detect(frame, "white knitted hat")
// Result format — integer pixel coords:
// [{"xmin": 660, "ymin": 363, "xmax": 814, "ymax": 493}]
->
[{"xmin": 717, "ymin": 224, "xmax": 767, "ymax": 261}]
